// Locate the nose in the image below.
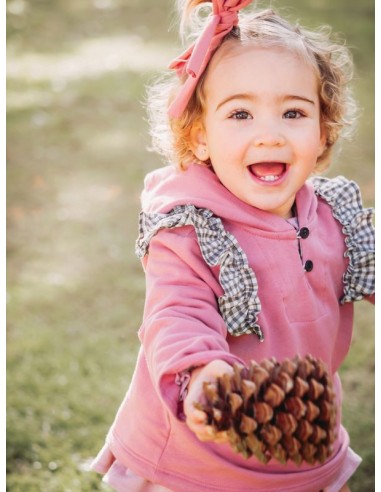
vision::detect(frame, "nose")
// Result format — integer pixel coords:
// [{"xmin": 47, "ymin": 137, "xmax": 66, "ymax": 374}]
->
[{"xmin": 252, "ymin": 121, "xmax": 286, "ymax": 147}]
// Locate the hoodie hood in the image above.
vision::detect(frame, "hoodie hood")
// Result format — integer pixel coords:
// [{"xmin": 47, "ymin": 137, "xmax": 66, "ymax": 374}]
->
[{"xmin": 141, "ymin": 163, "xmax": 318, "ymax": 234}]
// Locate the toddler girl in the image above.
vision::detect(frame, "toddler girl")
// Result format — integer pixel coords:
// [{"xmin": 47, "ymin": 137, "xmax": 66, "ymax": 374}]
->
[{"xmin": 91, "ymin": 1, "xmax": 375, "ymax": 491}]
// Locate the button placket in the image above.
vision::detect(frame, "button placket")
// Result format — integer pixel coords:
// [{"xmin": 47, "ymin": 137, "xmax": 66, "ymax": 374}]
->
[{"xmin": 296, "ymin": 227, "xmax": 312, "ymax": 271}]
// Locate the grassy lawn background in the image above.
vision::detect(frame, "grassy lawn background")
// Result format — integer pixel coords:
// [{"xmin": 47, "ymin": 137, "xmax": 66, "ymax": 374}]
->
[{"xmin": 7, "ymin": 0, "xmax": 374, "ymax": 490}]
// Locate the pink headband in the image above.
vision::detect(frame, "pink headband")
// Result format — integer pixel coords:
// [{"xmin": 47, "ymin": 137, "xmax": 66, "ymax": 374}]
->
[{"xmin": 168, "ymin": 0, "xmax": 253, "ymax": 118}]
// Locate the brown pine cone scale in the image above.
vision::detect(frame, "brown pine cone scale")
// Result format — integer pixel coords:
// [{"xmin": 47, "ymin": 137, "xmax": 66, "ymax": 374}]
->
[{"xmin": 195, "ymin": 354, "xmax": 337, "ymax": 464}]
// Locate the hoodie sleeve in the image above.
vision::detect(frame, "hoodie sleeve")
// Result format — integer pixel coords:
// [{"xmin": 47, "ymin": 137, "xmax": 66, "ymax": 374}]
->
[{"xmin": 138, "ymin": 226, "xmax": 245, "ymax": 416}]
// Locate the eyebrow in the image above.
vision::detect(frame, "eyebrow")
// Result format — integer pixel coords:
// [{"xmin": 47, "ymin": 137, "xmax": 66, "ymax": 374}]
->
[{"xmin": 216, "ymin": 93, "xmax": 316, "ymax": 111}]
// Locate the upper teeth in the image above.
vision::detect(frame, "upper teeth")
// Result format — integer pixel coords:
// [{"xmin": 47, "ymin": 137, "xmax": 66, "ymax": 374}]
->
[{"xmin": 259, "ymin": 175, "xmax": 278, "ymax": 181}]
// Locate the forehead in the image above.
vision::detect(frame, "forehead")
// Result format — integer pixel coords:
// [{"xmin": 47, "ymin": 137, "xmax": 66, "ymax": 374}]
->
[{"xmin": 203, "ymin": 42, "xmax": 319, "ymax": 101}]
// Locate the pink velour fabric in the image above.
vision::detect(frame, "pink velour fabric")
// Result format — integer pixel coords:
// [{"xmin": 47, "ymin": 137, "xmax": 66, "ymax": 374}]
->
[
  {"xmin": 92, "ymin": 443, "xmax": 360, "ymax": 492},
  {"xmin": 90, "ymin": 164, "xmax": 369, "ymax": 492}
]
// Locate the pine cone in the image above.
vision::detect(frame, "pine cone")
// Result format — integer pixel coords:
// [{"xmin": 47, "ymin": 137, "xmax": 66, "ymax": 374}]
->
[{"xmin": 195, "ymin": 354, "xmax": 337, "ymax": 464}]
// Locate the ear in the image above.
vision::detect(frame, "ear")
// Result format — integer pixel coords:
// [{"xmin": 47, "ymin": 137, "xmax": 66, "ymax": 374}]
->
[{"xmin": 190, "ymin": 122, "xmax": 210, "ymax": 161}]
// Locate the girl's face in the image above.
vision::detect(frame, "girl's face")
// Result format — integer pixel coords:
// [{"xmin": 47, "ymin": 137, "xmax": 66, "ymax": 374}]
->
[{"xmin": 191, "ymin": 44, "xmax": 326, "ymax": 219}]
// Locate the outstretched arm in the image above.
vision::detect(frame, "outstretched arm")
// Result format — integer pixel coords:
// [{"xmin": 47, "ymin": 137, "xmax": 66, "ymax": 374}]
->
[{"xmin": 139, "ymin": 227, "xmax": 244, "ymax": 417}]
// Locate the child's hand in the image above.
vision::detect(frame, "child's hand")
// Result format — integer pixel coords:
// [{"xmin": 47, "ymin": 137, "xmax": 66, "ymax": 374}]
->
[{"xmin": 183, "ymin": 360, "xmax": 234, "ymax": 443}]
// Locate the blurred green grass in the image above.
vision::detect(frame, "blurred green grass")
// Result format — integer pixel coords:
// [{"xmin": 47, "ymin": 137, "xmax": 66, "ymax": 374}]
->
[{"xmin": 7, "ymin": 0, "xmax": 374, "ymax": 490}]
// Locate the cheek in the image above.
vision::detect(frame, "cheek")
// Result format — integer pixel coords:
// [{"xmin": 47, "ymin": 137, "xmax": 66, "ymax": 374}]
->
[
  {"xmin": 208, "ymin": 139, "xmax": 235, "ymax": 163},
  {"xmin": 294, "ymin": 130, "xmax": 323, "ymax": 158},
  {"xmin": 209, "ymin": 130, "xmax": 247, "ymax": 158}
]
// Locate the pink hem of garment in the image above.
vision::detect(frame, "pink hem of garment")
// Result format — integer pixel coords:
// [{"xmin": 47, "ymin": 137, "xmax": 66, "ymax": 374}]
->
[
  {"xmin": 324, "ymin": 447, "xmax": 361, "ymax": 491},
  {"xmin": 91, "ymin": 442, "xmax": 361, "ymax": 492}
]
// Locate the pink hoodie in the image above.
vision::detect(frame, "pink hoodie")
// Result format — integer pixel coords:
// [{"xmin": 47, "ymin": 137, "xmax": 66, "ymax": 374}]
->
[{"xmin": 92, "ymin": 163, "xmax": 374, "ymax": 491}]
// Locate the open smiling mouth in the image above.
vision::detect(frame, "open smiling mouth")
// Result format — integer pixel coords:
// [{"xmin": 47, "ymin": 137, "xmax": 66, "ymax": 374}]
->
[{"xmin": 248, "ymin": 162, "xmax": 288, "ymax": 184}]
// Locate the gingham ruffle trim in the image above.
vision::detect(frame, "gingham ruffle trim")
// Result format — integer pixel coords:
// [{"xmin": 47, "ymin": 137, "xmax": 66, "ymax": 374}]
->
[
  {"xmin": 135, "ymin": 205, "xmax": 263, "ymax": 340},
  {"xmin": 313, "ymin": 176, "xmax": 375, "ymax": 303}
]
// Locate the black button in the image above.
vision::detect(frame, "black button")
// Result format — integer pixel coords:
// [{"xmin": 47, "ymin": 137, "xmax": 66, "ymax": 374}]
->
[
  {"xmin": 299, "ymin": 227, "xmax": 310, "ymax": 239},
  {"xmin": 304, "ymin": 260, "xmax": 314, "ymax": 272}
]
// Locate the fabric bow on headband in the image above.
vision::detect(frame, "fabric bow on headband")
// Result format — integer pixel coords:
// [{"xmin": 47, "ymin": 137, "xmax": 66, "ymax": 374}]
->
[{"xmin": 168, "ymin": 0, "xmax": 253, "ymax": 118}]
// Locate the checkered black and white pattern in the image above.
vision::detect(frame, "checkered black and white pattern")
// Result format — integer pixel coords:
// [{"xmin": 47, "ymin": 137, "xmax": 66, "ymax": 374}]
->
[
  {"xmin": 135, "ymin": 177, "xmax": 374, "ymax": 339},
  {"xmin": 313, "ymin": 176, "xmax": 375, "ymax": 303},
  {"xmin": 136, "ymin": 205, "xmax": 263, "ymax": 340}
]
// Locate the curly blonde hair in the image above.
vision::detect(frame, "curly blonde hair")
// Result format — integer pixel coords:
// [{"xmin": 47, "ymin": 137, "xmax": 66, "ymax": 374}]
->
[{"xmin": 146, "ymin": 1, "xmax": 357, "ymax": 172}]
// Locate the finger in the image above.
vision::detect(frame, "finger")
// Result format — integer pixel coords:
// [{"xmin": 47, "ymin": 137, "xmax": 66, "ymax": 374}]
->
[
  {"xmin": 212, "ymin": 430, "xmax": 230, "ymax": 443},
  {"xmin": 188, "ymin": 421, "xmax": 213, "ymax": 435},
  {"xmin": 196, "ymin": 427, "xmax": 216, "ymax": 442},
  {"xmin": 196, "ymin": 428, "xmax": 230, "ymax": 444},
  {"xmin": 191, "ymin": 408, "xmax": 207, "ymax": 424},
  {"xmin": 190, "ymin": 424, "xmax": 216, "ymax": 441}
]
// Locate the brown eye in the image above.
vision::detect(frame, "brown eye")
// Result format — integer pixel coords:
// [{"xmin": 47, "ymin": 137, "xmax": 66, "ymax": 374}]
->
[
  {"xmin": 230, "ymin": 110, "xmax": 252, "ymax": 120},
  {"xmin": 284, "ymin": 110, "xmax": 303, "ymax": 119}
]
